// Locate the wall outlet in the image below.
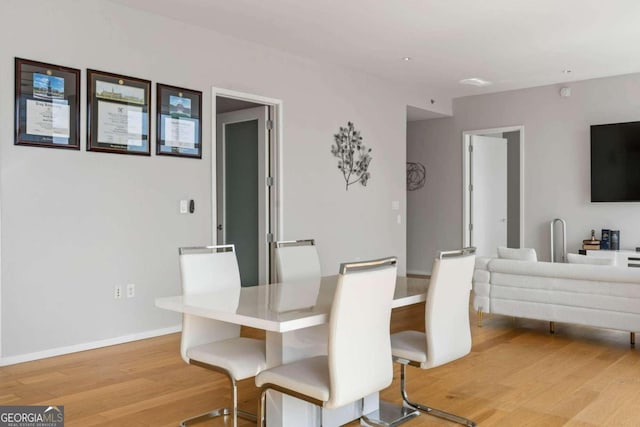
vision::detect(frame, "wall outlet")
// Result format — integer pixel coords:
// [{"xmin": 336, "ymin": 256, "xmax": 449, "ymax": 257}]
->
[
  {"xmin": 126, "ymin": 283, "xmax": 135, "ymax": 298},
  {"xmin": 179, "ymin": 200, "xmax": 188, "ymax": 214},
  {"xmin": 114, "ymin": 285, "xmax": 123, "ymax": 299}
]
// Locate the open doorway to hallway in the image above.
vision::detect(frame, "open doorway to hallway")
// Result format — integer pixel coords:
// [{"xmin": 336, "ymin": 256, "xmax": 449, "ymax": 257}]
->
[
  {"xmin": 406, "ymin": 116, "xmax": 525, "ymax": 273},
  {"xmin": 405, "ymin": 105, "xmax": 449, "ymax": 276},
  {"xmin": 214, "ymin": 89, "xmax": 282, "ymax": 286}
]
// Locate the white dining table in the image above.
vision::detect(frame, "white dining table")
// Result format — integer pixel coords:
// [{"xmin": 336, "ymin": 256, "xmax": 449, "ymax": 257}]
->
[{"xmin": 155, "ymin": 275, "xmax": 429, "ymax": 427}]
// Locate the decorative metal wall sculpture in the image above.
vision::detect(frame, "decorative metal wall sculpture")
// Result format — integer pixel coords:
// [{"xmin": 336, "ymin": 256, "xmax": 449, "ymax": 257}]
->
[
  {"xmin": 331, "ymin": 121, "xmax": 372, "ymax": 190},
  {"xmin": 406, "ymin": 162, "xmax": 426, "ymax": 191}
]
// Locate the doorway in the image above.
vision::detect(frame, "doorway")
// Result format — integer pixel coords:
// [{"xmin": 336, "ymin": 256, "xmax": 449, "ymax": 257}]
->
[
  {"xmin": 214, "ymin": 89, "xmax": 282, "ymax": 286},
  {"xmin": 462, "ymin": 126, "xmax": 524, "ymax": 257}
]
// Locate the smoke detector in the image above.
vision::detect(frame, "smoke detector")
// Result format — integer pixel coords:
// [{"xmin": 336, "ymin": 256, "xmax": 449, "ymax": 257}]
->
[{"xmin": 559, "ymin": 87, "xmax": 571, "ymax": 97}]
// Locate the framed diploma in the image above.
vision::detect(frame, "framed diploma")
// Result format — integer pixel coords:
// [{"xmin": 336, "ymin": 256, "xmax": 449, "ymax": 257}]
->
[
  {"xmin": 156, "ymin": 84, "xmax": 202, "ymax": 159},
  {"xmin": 14, "ymin": 58, "xmax": 80, "ymax": 149},
  {"xmin": 87, "ymin": 69, "xmax": 151, "ymax": 155}
]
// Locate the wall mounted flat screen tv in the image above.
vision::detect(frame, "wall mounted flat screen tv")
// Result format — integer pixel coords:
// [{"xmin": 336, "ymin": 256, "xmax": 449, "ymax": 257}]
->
[{"xmin": 591, "ymin": 121, "xmax": 640, "ymax": 202}]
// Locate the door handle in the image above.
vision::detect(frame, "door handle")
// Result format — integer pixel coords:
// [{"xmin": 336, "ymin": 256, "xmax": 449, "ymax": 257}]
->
[{"xmin": 217, "ymin": 224, "xmax": 223, "ymax": 231}]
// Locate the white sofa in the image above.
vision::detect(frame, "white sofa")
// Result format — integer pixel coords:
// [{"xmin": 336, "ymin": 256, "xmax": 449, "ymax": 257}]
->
[{"xmin": 473, "ymin": 257, "xmax": 640, "ymax": 344}]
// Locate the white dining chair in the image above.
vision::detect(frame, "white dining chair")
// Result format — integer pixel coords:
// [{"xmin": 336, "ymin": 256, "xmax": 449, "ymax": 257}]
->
[
  {"xmin": 390, "ymin": 247, "xmax": 477, "ymax": 427},
  {"xmin": 255, "ymin": 257, "xmax": 398, "ymax": 426},
  {"xmin": 178, "ymin": 244, "xmax": 266, "ymax": 427},
  {"xmin": 273, "ymin": 239, "xmax": 321, "ymax": 283}
]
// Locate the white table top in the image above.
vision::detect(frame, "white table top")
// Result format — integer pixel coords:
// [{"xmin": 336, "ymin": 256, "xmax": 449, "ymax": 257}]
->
[{"xmin": 155, "ymin": 275, "xmax": 429, "ymax": 333}]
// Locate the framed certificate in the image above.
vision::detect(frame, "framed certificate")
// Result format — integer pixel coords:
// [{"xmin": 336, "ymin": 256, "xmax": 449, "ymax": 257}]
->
[
  {"xmin": 14, "ymin": 58, "xmax": 80, "ymax": 149},
  {"xmin": 87, "ymin": 69, "xmax": 151, "ymax": 155},
  {"xmin": 156, "ymin": 83, "xmax": 202, "ymax": 159}
]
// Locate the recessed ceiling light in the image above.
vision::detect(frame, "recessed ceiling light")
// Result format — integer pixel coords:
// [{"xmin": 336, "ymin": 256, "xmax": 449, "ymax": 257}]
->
[
  {"xmin": 459, "ymin": 78, "xmax": 492, "ymax": 87},
  {"xmin": 562, "ymin": 69, "xmax": 572, "ymax": 74},
  {"xmin": 402, "ymin": 57, "xmax": 412, "ymax": 61}
]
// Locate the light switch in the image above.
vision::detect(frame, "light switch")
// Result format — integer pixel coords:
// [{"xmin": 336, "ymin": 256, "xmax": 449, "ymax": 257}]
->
[
  {"xmin": 391, "ymin": 200, "xmax": 400, "ymax": 210},
  {"xmin": 179, "ymin": 200, "xmax": 188, "ymax": 214}
]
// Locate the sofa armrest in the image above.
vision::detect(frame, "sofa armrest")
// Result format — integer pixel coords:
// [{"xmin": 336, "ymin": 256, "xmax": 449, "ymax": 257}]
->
[
  {"xmin": 475, "ymin": 256, "xmax": 491, "ymax": 271},
  {"xmin": 473, "ymin": 257, "xmax": 492, "ymax": 312}
]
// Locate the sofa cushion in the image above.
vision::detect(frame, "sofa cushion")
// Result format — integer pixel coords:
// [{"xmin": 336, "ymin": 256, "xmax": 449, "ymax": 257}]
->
[
  {"xmin": 497, "ymin": 247, "xmax": 537, "ymax": 262},
  {"xmin": 488, "ymin": 258, "xmax": 640, "ymax": 286},
  {"xmin": 490, "ymin": 276, "xmax": 640, "ymax": 312},
  {"xmin": 567, "ymin": 253, "xmax": 614, "ymax": 266}
]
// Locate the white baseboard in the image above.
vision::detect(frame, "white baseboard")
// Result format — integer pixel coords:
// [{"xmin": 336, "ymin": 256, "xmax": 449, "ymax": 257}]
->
[
  {"xmin": 0, "ymin": 324, "xmax": 181, "ymax": 367},
  {"xmin": 407, "ymin": 269, "xmax": 432, "ymax": 276}
]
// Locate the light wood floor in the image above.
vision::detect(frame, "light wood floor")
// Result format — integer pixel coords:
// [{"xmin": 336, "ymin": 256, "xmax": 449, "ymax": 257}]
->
[{"xmin": 2, "ymin": 305, "xmax": 640, "ymax": 426}]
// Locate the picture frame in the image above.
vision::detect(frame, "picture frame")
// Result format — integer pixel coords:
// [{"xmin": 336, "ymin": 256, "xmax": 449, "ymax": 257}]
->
[
  {"xmin": 14, "ymin": 58, "xmax": 81, "ymax": 149},
  {"xmin": 87, "ymin": 69, "xmax": 151, "ymax": 156},
  {"xmin": 156, "ymin": 83, "xmax": 202, "ymax": 159}
]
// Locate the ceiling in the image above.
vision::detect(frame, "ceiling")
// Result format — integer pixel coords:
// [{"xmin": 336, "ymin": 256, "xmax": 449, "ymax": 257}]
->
[{"xmin": 111, "ymin": 0, "xmax": 640, "ymax": 99}]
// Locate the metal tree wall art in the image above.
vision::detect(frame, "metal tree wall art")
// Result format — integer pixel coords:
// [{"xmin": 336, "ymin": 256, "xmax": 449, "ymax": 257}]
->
[
  {"xmin": 407, "ymin": 162, "xmax": 426, "ymax": 191},
  {"xmin": 331, "ymin": 121, "xmax": 372, "ymax": 190}
]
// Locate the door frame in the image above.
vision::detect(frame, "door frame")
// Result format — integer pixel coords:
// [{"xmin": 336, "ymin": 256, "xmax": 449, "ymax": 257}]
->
[
  {"xmin": 462, "ymin": 125, "xmax": 525, "ymax": 249},
  {"xmin": 212, "ymin": 87, "xmax": 284, "ymax": 269}
]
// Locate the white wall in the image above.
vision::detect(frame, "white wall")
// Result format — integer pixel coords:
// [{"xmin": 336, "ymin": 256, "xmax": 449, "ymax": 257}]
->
[
  {"xmin": 407, "ymin": 73, "xmax": 640, "ymax": 271},
  {"xmin": 0, "ymin": 0, "xmax": 448, "ymax": 359},
  {"xmin": 406, "ymin": 118, "xmax": 457, "ymax": 274}
]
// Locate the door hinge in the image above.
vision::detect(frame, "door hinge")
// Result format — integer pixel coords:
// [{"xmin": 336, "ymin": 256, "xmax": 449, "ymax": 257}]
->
[
  {"xmin": 469, "ymin": 144, "xmax": 473, "ymax": 152},
  {"xmin": 266, "ymin": 120, "xmax": 274, "ymax": 130},
  {"xmin": 469, "ymin": 223, "xmax": 473, "ymax": 231},
  {"xmin": 469, "ymin": 184, "xmax": 473, "ymax": 192},
  {"xmin": 266, "ymin": 176, "xmax": 274, "ymax": 187},
  {"xmin": 267, "ymin": 233, "xmax": 274, "ymax": 243}
]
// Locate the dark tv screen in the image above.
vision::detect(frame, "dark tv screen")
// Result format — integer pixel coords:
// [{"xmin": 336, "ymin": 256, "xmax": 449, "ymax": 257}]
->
[{"xmin": 591, "ymin": 121, "xmax": 640, "ymax": 202}]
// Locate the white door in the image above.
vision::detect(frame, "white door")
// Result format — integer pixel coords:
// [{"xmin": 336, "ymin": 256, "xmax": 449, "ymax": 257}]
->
[
  {"xmin": 216, "ymin": 106, "xmax": 269, "ymax": 286},
  {"xmin": 471, "ymin": 135, "xmax": 508, "ymax": 257}
]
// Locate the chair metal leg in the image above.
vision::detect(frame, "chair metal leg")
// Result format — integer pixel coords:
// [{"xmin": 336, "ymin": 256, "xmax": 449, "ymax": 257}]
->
[
  {"xmin": 399, "ymin": 364, "xmax": 476, "ymax": 427},
  {"xmin": 361, "ymin": 400, "xmax": 419, "ymax": 427},
  {"xmin": 631, "ymin": 332, "xmax": 636, "ymax": 347},
  {"xmin": 179, "ymin": 401, "xmax": 256, "ymax": 426},
  {"xmin": 180, "ymin": 362, "xmax": 257, "ymax": 427},
  {"xmin": 549, "ymin": 321, "xmax": 555, "ymax": 334},
  {"xmin": 259, "ymin": 388, "xmax": 267, "ymax": 427},
  {"xmin": 477, "ymin": 309, "xmax": 483, "ymax": 327},
  {"xmin": 258, "ymin": 384, "xmax": 324, "ymax": 427},
  {"xmin": 180, "ymin": 407, "xmax": 231, "ymax": 427}
]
